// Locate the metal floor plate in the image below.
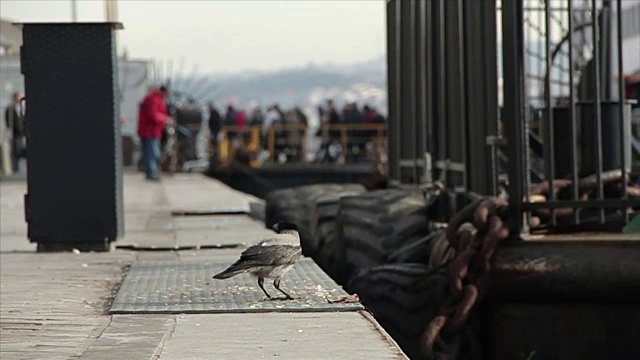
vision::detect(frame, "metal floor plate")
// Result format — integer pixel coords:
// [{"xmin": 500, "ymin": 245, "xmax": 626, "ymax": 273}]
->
[{"xmin": 110, "ymin": 258, "xmax": 363, "ymax": 314}]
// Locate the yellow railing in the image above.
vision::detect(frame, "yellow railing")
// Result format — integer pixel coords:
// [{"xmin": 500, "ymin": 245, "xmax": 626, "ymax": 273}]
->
[{"xmin": 214, "ymin": 123, "xmax": 386, "ymax": 166}]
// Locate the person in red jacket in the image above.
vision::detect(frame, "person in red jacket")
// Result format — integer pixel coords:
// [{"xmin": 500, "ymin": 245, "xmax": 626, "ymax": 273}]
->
[{"xmin": 137, "ymin": 86, "xmax": 172, "ymax": 180}]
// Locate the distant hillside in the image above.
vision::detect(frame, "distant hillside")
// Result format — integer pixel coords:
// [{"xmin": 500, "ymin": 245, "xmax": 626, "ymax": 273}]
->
[{"xmin": 174, "ymin": 55, "xmax": 388, "ymax": 116}]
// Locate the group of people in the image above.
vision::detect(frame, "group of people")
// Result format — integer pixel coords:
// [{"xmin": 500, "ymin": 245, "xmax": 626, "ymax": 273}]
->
[
  {"xmin": 2, "ymin": 92, "xmax": 26, "ymax": 174},
  {"xmin": 136, "ymin": 85, "xmax": 388, "ymax": 177},
  {"xmin": 207, "ymin": 99, "xmax": 386, "ymax": 163}
]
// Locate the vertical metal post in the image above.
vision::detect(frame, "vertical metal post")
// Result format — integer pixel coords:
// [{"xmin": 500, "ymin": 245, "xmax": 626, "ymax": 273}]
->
[
  {"xmin": 544, "ymin": 0, "xmax": 557, "ymax": 226},
  {"xmin": 410, "ymin": 0, "xmax": 419, "ymax": 184},
  {"xmin": 106, "ymin": 0, "xmax": 120, "ymax": 45},
  {"xmin": 568, "ymin": 0, "xmax": 580, "ymax": 224},
  {"xmin": 385, "ymin": 0, "xmax": 400, "ymax": 183},
  {"xmin": 592, "ymin": 0, "xmax": 605, "ymax": 223},
  {"xmin": 71, "ymin": 0, "xmax": 78, "ymax": 22},
  {"xmin": 455, "ymin": 0, "xmax": 467, "ymax": 190},
  {"xmin": 394, "ymin": 0, "xmax": 402, "ymax": 182},
  {"xmin": 425, "ymin": 1, "xmax": 434, "ymax": 159},
  {"xmin": 502, "ymin": 0, "xmax": 526, "ymax": 234},
  {"xmin": 436, "ymin": 0, "xmax": 447, "ymax": 178},
  {"xmin": 418, "ymin": 0, "xmax": 430, "ymax": 185},
  {"xmin": 616, "ymin": 0, "xmax": 628, "ymax": 222}
]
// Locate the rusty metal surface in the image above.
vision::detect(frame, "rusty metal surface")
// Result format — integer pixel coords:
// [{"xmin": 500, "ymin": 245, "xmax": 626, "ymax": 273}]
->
[{"xmin": 489, "ymin": 239, "xmax": 640, "ymax": 302}]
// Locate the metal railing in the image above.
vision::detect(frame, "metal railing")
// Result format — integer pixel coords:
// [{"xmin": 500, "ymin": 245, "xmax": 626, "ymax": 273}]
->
[{"xmin": 215, "ymin": 123, "xmax": 387, "ymax": 166}]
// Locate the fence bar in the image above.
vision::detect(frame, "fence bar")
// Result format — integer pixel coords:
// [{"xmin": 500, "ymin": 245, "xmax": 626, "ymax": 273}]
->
[
  {"xmin": 521, "ymin": 198, "xmax": 640, "ymax": 210},
  {"xmin": 502, "ymin": 0, "xmax": 527, "ymax": 233},
  {"xmin": 385, "ymin": 0, "xmax": 400, "ymax": 182},
  {"xmin": 419, "ymin": 0, "xmax": 431, "ymax": 184},
  {"xmin": 394, "ymin": 0, "xmax": 403, "ymax": 181},
  {"xmin": 591, "ymin": 0, "xmax": 605, "ymax": 223},
  {"xmin": 544, "ymin": 0, "xmax": 557, "ymax": 226},
  {"xmin": 437, "ymin": 0, "xmax": 447, "ymax": 179},
  {"xmin": 410, "ymin": 0, "xmax": 418, "ymax": 184},
  {"xmin": 455, "ymin": 0, "xmax": 467, "ymax": 189},
  {"xmin": 568, "ymin": 0, "xmax": 581, "ymax": 224},
  {"xmin": 616, "ymin": 0, "xmax": 628, "ymax": 223}
]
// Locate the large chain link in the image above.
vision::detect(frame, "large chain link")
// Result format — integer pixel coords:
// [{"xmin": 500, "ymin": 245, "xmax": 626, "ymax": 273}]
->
[{"xmin": 422, "ymin": 197, "xmax": 510, "ymax": 359}]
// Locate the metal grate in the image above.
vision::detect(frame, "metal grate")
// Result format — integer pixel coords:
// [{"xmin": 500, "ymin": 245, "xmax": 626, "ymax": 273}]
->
[
  {"xmin": 110, "ymin": 258, "xmax": 363, "ymax": 314},
  {"xmin": 501, "ymin": 0, "xmax": 639, "ymax": 233}
]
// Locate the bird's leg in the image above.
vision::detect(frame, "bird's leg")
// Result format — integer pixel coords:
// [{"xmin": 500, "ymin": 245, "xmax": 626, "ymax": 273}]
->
[
  {"xmin": 273, "ymin": 278, "xmax": 294, "ymax": 300},
  {"xmin": 258, "ymin": 277, "xmax": 273, "ymax": 299}
]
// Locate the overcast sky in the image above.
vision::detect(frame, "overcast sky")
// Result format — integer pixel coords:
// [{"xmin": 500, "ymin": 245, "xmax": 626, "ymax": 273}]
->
[{"xmin": 1, "ymin": 0, "xmax": 386, "ymax": 75}]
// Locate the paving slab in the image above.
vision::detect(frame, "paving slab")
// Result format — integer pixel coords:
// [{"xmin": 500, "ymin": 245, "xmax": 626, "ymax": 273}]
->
[
  {"xmin": 0, "ymin": 252, "xmax": 135, "ymax": 360},
  {"xmin": 162, "ymin": 173, "xmax": 261, "ymax": 214},
  {"xmin": 174, "ymin": 227, "xmax": 274, "ymax": 248},
  {"xmin": 76, "ymin": 315, "xmax": 175, "ymax": 360},
  {"xmin": 118, "ymin": 175, "xmax": 270, "ymax": 249},
  {"xmin": 158, "ymin": 312, "xmax": 406, "ymax": 360},
  {"xmin": 123, "ymin": 175, "xmax": 170, "ymax": 213}
]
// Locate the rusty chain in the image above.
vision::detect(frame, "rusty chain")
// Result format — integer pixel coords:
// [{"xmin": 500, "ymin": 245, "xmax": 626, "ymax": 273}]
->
[{"xmin": 422, "ymin": 197, "xmax": 510, "ymax": 360}]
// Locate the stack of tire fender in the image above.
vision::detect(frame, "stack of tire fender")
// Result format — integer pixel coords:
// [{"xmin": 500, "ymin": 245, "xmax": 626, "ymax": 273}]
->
[
  {"xmin": 265, "ymin": 184, "xmax": 366, "ymax": 257},
  {"xmin": 349, "ymin": 264, "xmax": 446, "ymax": 360}
]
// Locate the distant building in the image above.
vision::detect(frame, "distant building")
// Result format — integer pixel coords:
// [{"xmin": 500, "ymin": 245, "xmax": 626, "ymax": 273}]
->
[{"xmin": 0, "ymin": 18, "xmax": 22, "ymax": 56}]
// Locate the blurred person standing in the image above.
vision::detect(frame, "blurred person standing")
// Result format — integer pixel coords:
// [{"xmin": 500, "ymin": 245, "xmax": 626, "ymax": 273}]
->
[
  {"xmin": 288, "ymin": 106, "xmax": 308, "ymax": 161},
  {"xmin": 262, "ymin": 104, "xmax": 282, "ymax": 150},
  {"xmin": 235, "ymin": 108, "xmax": 249, "ymax": 143},
  {"xmin": 249, "ymin": 107, "xmax": 263, "ymax": 126},
  {"xmin": 326, "ymin": 99, "xmax": 341, "ymax": 141},
  {"xmin": 208, "ymin": 101, "xmax": 222, "ymax": 155},
  {"xmin": 4, "ymin": 92, "xmax": 26, "ymax": 172},
  {"xmin": 137, "ymin": 86, "xmax": 172, "ymax": 180},
  {"xmin": 224, "ymin": 104, "xmax": 238, "ymax": 141}
]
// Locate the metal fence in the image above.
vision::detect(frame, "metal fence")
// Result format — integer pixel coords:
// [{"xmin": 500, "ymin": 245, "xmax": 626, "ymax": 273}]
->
[
  {"xmin": 386, "ymin": 0, "xmax": 639, "ymax": 234},
  {"xmin": 501, "ymin": 0, "xmax": 640, "ymax": 233}
]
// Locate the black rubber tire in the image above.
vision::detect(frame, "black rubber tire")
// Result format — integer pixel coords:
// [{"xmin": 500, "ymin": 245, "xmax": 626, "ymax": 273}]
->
[
  {"xmin": 309, "ymin": 191, "xmax": 365, "ymax": 280},
  {"xmin": 333, "ymin": 189, "xmax": 434, "ymax": 282},
  {"xmin": 264, "ymin": 184, "xmax": 366, "ymax": 256},
  {"xmin": 265, "ymin": 188, "xmax": 298, "ymax": 228},
  {"xmin": 348, "ymin": 263, "xmax": 446, "ymax": 360}
]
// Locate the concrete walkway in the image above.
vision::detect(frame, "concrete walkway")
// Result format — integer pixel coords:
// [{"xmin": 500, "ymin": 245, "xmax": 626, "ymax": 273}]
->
[{"xmin": 0, "ymin": 172, "xmax": 407, "ymax": 360}]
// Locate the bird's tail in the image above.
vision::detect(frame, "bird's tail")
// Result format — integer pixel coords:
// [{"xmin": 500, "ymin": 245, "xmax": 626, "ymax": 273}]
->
[{"xmin": 213, "ymin": 262, "xmax": 248, "ymax": 279}]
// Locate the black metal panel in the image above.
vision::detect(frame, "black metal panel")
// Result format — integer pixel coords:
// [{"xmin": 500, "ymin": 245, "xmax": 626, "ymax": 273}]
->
[
  {"xmin": 443, "ymin": 0, "xmax": 467, "ymax": 188},
  {"xmin": 464, "ymin": 1, "xmax": 499, "ymax": 196},
  {"xmin": 385, "ymin": 0, "xmax": 499, "ymax": 192},
  {"xmin": 21, "ymin": 23, "xmax": 124, "ymax": 250},
  {"xmin": 399, "ymin": 0, "xmax": 417, "ymax": 184}
]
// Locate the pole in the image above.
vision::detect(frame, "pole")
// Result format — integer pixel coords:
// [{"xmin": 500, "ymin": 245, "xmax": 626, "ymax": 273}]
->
[
  {"xmin": 71, "ymin": 0, "xmax": 78, "ymax": 22},
  {"xmin": 105, "ymin": 0, "xmax": 120, "ymax": 53}
]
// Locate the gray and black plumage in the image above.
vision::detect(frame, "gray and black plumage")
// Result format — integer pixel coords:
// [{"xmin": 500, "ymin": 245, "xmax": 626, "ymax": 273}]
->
[{"xmin": 213, "ymin": 221, "xmax": 301, "ymax": 300}]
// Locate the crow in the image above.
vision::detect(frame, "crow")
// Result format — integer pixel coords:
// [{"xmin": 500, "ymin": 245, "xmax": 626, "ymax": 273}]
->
[{"xmin": 213, "ymin": 221, "xmax": 301, "ymax": 300}]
